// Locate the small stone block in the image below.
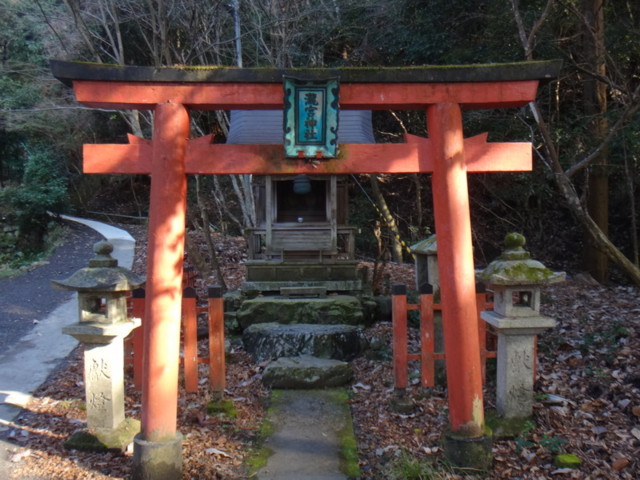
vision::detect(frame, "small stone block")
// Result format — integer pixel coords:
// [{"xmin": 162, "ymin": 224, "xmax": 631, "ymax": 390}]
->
[{"xmin": 262, "ymin": 355, "xmax": 353, "ymax": 389}]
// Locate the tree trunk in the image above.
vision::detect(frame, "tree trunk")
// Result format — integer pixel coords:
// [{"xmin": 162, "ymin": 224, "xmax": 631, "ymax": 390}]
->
[
  {"xmin": 195, "ymin": 175, "xmax": 227, "ymax": 291},
  {"xmin": 531, "ymin": 103, "xmax": 640, "ymax": 287},
  {"xmin": 582, "ymin": 0, "xmax": 609, "ymax": 282},
  {"xmin": 369, "ymin": 174, "xmax": 404, "ymax": 264}
]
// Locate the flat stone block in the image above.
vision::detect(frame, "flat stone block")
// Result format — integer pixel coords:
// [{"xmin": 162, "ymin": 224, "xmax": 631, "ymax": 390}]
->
[
  {"xmin": 262, "ymin": 355, "xmax": 353, "ymax": 389},
  {"xmin": 65, "ymin": 418, "xmax": 140, "ymax": 452},
  {"xmin": 243, "ymin": 323, "xmax": 366, "ymax": 363}
]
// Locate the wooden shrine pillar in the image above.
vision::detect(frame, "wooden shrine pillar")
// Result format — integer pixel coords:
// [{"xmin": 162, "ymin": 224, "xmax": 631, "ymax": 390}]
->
[
  {"xmin": 428, "ymin": 103, "xmax": 485, "ymax": 438},
  {"xmin": 133, "ymin": 102, "xmax": 189, "ymax": 480}
]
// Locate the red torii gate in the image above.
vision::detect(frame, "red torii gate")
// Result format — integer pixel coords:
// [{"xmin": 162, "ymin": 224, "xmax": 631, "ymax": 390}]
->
[{"xmin": 52, "ymin": 60, "xmax": 560, "ymax": 478}]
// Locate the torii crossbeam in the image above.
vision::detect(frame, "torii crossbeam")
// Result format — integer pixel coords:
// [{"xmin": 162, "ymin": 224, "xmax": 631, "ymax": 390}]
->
[{"xmin": 52, "ymin": 59, "xmax": 561, "ymax": 478}]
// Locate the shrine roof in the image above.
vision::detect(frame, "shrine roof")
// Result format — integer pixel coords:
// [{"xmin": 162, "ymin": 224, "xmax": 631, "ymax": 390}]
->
[{"xmin": 50, "ymin": 59, "xmax": 561, "ymax": 87}]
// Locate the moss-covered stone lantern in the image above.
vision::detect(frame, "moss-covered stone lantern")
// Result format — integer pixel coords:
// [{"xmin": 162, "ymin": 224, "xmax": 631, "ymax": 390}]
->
[
  {"xmin": 410, "ymin": 234, "xmax": 439, "ymax": 295},
  {"xmin": 52, "ymin": 241, "xmax": 144, "ymax": 451},
  {"xmin": 478, "ymin": 233, "xmax": 564, "ymax": 422}
]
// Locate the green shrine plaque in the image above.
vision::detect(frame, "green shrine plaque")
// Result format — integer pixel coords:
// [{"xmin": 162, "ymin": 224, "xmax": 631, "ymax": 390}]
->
[{"xmin": 284, "ymin": 76, "xmax": 339, "ymax": 158}]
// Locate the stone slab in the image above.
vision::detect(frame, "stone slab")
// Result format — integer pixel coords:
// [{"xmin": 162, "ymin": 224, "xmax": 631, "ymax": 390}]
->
[
  {"xmin": 262, "ymin": 355, "xmax": 353, "ymax": 389},
  {"xmin": 237, "ymin": 295, "xmax": 366, "ymax": 329},
  {"xmin": 243, "ymin": 323, "xmax": 366, "ymax": 363}
]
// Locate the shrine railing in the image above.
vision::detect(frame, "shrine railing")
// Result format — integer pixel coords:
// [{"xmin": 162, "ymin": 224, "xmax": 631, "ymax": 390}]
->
[
  {"xmin": 125, "ymin": 285, "xmax": 226, "ymax": 394},
  {"xmin": 391, "ymin": 283, "xmax": 497, "ymax": 389}
]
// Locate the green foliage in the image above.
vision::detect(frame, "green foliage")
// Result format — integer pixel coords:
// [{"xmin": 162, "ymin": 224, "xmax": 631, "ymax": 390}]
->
[
  {"xmin": 539, "ymin": 434, "xmax": 567, "ymax": 454},
  {"xmin": 514, "ymin": 420, "xmax": 566, "ymax": 455},
  {"xmin": 0, "ymin": 145, "xmax": 68, "ymax": 254}
]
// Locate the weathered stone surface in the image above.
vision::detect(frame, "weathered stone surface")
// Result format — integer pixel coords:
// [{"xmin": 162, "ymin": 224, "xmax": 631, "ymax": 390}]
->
[
  {"xmin": 64, "ymin": 418, "xmax": 140, "ymax": 452},
  {"xmin": 243, "ymin": 323, "xmax": 366, "ymax": 363},
  {"xmin": 262, "ymin": 355, "xmax": 353, "ymax": 389},
  {"xmin": 236, "ymin": 295, "xmax": 366, "ymax": 328}
]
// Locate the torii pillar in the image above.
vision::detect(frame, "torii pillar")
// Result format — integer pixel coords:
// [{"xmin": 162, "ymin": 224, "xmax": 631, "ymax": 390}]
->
[{"xmin": 51, "ymin": 59, "xmax": 561, "ymax": 477}]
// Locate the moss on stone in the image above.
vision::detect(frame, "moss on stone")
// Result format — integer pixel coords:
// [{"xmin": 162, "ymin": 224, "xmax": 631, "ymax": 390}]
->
[
  {"xmin": 245, "ymin": 446, "xmax": 275, "ymax": 475},
  {"xmin": 64, "ymin": 418, "xmax": 140, "ymax": 452},
  {"xmin": 206, "ymin": 399, "xmax": 238, "ymax": 419},
  {"xmin": 554, "ymin": 453, "xmax": 582, "ymax": 468},
  {"xmin": 443, "ymin": 427, "xmax": 493, "ymax": 473},
  {"xmin": 486, "ymin": 410, "xmax": 532, "ymax": 439},
  {"xmin": 331, "ymin": 389, "xmax": 361, "ymax": 478}
]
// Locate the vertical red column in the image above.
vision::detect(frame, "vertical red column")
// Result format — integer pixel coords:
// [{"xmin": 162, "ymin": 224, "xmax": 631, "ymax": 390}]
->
[
  {"xmin": 392, "ymin": 283, "xmax": 409, "ymax": 389},
  {"xmin": 141, "ymin": 101, "xmax": 189, "ymax": 443},
  {"xmin": 427, "ymin": 103, "xmax": 485, "ymax": 436}
]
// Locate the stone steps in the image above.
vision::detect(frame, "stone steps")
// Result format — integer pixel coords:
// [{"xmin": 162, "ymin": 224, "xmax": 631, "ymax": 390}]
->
[
  {"xmin": 236, "ymin": 294, "xmax": 373, "ymax": 389},
  {"xmin": 242, "ymin": 322, "xmax": 366, "ymax": 389},
  {"xmin": 243, "ymin": 322, "xmax": 366, "ymax": 364}
]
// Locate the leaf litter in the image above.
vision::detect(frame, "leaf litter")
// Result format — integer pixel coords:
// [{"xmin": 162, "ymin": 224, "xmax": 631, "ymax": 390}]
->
[{"xmin": 4, "ymin": 228, "xmax": 639, "ymax": 479}]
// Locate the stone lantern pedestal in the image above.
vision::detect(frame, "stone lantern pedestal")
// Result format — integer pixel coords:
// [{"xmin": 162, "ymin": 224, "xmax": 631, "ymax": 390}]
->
[
  {"xmin": 478, "ymin": 233, "xmax": 564, "ymax": 425},
  {"xmin": 53, "ymin": 241, "xmax": 144, "ymax": 451}
]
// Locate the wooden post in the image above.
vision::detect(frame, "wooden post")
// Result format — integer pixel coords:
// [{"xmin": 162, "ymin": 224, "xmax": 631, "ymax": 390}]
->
[
  {"xmin": 208, "ymin": 285, "xmax": 226, "ymax": 396},
  {"xmin": 140, "ymin": 101, "xmax": 189, "ymax": 443},
  {"xmin": 428, "ymin": 102, "xmax": 485, "ymax": 436},
  {"xmin": 419, "ymin": 284, "xmax": 435, "ymax": 388},
  {"xmin": 182, "ymin": 287, "xmax": 199, "ymax": 393},
  {"xmin": 392, "ymin": 283, "xmax": 409, "ymax": 389}
]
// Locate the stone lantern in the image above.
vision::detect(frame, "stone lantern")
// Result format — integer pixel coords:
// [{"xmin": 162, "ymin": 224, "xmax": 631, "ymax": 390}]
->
[
  {"xmin": 52, "ymin": 240, "xmax": 144, "ymax": 451},
  {"xmin": 410, "ymin": 234, "xmax": 439, "ymax": 296},
  {"xmin": 478, "ymin": 233, "xmax": 564, "ymax": 422}
]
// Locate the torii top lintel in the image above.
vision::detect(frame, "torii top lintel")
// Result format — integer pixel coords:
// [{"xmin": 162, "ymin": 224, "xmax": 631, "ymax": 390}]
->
[
  {"xmin": 51, "ymin": 60, "xmax": 561, "ymax": 110},
  {"xmin": 50, "ymin": 60, "xmax": 561, "ymax": 176}
]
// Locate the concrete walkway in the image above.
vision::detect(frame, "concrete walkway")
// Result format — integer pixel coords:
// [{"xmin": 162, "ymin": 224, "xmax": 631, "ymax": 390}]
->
[
  {"xmin": 257, "ymin": 389, "xmax": 356, "ymax": 480},
  {"xmin": 0, "ymin": 216, "xmax": 135, "ymax": 424}
]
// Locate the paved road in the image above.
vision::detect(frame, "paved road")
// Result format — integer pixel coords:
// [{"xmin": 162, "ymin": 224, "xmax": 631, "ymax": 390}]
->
[
  {"xmin": 0, "ymin": 222, "xmax": 101, "ymax": 349},
  {"xmin": 0, "ymin": 216, "xmax": 135, "ymax": 478}
]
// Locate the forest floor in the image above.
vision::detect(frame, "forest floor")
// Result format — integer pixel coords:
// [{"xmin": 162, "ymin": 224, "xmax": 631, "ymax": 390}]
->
[{"xmin": 4, "ymin": 226, "xmax": 640, "ymax": 479}]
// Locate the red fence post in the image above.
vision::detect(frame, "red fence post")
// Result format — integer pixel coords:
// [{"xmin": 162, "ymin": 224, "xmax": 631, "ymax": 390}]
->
[
  {"xmin": 392, "ymin": 283, "xmax": 409, "ymax": 390},
  {"xmin": 419, "ymin": 284, "xmax": 435, "ymax": 388},
  {"xmin": 208, "ymin": 285, "xmax": 226, "ymax": 397},
  {"xmin": 182, "ymin": 287, "xmax": 199, "ymax": 393}
]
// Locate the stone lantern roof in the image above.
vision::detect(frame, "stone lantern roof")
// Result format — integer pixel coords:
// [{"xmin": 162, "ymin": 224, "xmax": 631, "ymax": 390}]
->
[
  {"xmin": 478, "ymin": 233, "xmax": 565, "ymax": 286},
  {"xmin": 52, "ymin": 241, "xmax": 145, "ymax": 292}
]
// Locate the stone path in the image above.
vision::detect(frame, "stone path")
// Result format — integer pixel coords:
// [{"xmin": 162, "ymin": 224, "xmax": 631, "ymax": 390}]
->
[{"xmin": 256, "ymin": 389, "xmax": 356, "ymax": 480}]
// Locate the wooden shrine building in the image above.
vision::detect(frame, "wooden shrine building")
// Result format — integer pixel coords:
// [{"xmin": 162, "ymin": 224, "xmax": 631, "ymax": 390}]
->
[{"xmin": 226, "ymin": 110, "xmax": 374, "ymax": 291}]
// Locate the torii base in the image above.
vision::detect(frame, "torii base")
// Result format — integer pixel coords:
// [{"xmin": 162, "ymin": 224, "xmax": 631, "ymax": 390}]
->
[
  {"xmin": 132, "ymin": 434, "xmax": 182, "ymax": 480},
  {"xmin": 443, "ymin": 430, "xmax": 493, "ymax": 473}
]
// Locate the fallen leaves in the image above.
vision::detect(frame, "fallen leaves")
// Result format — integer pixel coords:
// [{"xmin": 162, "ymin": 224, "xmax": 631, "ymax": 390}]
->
[{"xmin": 3, "ymin": 228, "xmax": 640, "ymax": 479}]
